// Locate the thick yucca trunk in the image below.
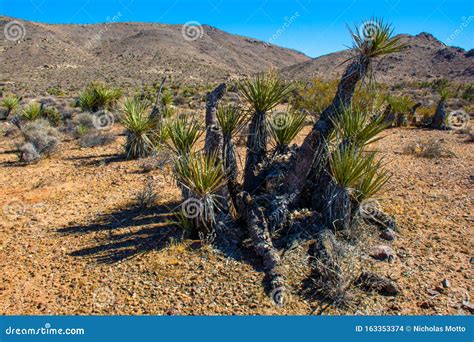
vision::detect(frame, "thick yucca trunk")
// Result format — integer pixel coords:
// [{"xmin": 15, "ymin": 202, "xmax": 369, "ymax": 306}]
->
[
  {"xmin": 222, "ymin": 135, "xmax": 239, "ymax": 208},
  {"xmin": 322, "ymin": 181, "xmax": 352, "ymax": 231},
  {"xmin": 243, "ymin": 110, "xmax": 268, "ymax": 192},
  {"xmin": 430, "ymin": 99, "xmax": 447, "ymax": 130},
  {"xmin": 204, "ymin": 83, "xmax": 226, "ymax": 157},
  {"xmin": 285, "ymin": 58, "xmax": 370, "ymax": 199}
]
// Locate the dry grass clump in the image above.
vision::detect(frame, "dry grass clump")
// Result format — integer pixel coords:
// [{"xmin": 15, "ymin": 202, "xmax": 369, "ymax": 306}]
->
[
  {"xmin": 135, "ymin": 179, "xmax": 158, "ymax": 209},
  {"xmin": 403, "ymin": 138, "xmax": 455, "ymax": 158},
  {"xmin": 79, "ymin": 132, "xmax": 116, "ymax": 148},
  {"xmin": 17, "ymin": 119, "xmax": 60, "ymax": 163}
]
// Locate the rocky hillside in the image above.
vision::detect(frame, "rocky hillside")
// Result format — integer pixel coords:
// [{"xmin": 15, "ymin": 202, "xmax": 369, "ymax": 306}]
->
[
  {"xmin": 0, "ymin": 16, "xmax": 309, "ymax": 92},
  {"xmin": 282, "ymin": 33, "xmax": 474, "ymax": 84}
]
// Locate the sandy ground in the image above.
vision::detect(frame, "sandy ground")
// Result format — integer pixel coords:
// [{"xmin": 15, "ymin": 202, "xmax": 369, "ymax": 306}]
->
[{"xmin": 0, "ymin": 123, "xmax": 472, "ymax": 315}]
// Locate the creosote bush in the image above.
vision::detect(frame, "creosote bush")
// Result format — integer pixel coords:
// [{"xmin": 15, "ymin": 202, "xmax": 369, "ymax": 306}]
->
[{"xmin": 18, "ymin": 119, "xmax": 60, "ymax": 163}]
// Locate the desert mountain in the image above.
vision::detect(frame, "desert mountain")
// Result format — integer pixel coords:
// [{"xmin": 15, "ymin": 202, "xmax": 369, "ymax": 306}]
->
[
  {"xmin": 282, "ymin": 33, "xmax": 474, "ymax": 84},
  {"xmin": 0, "ymin": 16, "xmax": 309, "ymax": 92}
]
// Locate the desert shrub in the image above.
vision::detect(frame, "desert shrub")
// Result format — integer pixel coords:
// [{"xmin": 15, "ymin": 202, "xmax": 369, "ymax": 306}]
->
[
  {"xmin": 135, "ymin": 179, "xmax": 157, "ymax": 209},
  {"xmin": 73, "ymin": 112, "xmax": 95, "ymax": 129},
  {"xmin": 461, "ymin": 84, "xmax": 474, "ymax": 102},
  {"xmin": 292, "ymin": 78, "xmax": 337, "ymax": 116},
  {"xmin": 161, "ymin": 90, "xmax": 174, "ymax": 107},
  {"xmin": 138, "ymin": 149, "xmax": 173, "ymax": 173},
  {"xmin": 167, "ymin": 114, "xmax": 202, "ymax": 156},
  {"xmin": 46, "ymin": 86, "xmax": 65, "ymax": 97},
  {"xmin": 21, "ymin": 102, "xmax": 43, "ymax": 121},
  {"xmin": 403, "ymin": 139, "xmax": 454, "ymax": 158},
  {"xmin": 122, "ymin": 97, "xmax": 160, "ymax": 159},
  {"xmin": 79, "ymin": 132, "xmax": 116, "ymax": 148},
  {"xmin": 20, "ymin": 119, "xmax": 60, "ymax": 160},
  {"xmin": 18, "ymin": 142, "xmax": 41, "ymax": 163},
  {"xmin": 42, "ymin": 107, "xmax": 62, "ymax": 126},
  {"xmin": 386, "ymin": 94, "xmax": 414, "ymax": 114},
  {"xmin": 78, "ymin": 82, "xmax": 122, "ymax": 112},
  {"xmin": 416, "ymin": 106, "xmax": 436, "ymax": 124},
  {"xmin": 1, "ymin": 94, "xmax": 20, "ymax": 118}
]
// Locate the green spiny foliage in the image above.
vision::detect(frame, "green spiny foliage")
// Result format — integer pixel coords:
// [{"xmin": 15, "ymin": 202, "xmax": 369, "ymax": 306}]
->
[
  {"xmin": 348, "ymin": 18, "xmax": 407, "ymax": 60},
  {"xmin": 329, "ymin": 144, "xmax": 389, "ymax": 201},
  {"xmin": 354, "ymin": 158, "xmax": 390, "ymax": 202},
  {"xmin": 167, "ymin": 115, "xmax": 202, "ymax": 156},
  {"xmin": 239, "ymin": 70, "xmax": 293, "ymax": 114},
  {"xmin": 79, "ymin": 82, "xmax": 122, "ymax": 112},
  {"xmin": 331, "ymin": 105, "xmax": 388, "ymax": 148},
  {"xmin": 121, "ymin": 97, "xmax": 159, "ymax": 159},
  {"xmin": 161, "ymin": 90, "xmax": 174, "ymax": 107},
  {"xmin": 268, "ymin": 108, "xmax": 307, "ymax": 149},
  {"xmin": 174, "ymin": 152, "xmax": 225, "ymax": 198},
  {"xmin": 21, "ymin": 102, "xmax": 43, "ymax": 121},
  {"xmin": 216, "ymin": 104, "xmax": 247, "ymax": 137},
  {"xmin": 386, "ymin": 94, "xmax": 414, "ymax": 114},
  {"xmin": 174, "ymin": 152, "xmax": 225, "ymax": 234},
  {"xmin": 1, "ymin": 94, "xmax": 20, "ymax": 117}
]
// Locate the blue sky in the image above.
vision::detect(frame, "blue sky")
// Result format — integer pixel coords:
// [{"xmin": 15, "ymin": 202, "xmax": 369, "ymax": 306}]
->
[{"xmin": 1, "ymin": 0, "xmax": 473, "ymax": 57}]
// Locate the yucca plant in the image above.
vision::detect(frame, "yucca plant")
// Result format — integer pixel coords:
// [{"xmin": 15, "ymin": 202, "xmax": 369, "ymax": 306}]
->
[
  {"xmin": 79, "ymin": 82, "xmax": 122, "ymax": 112},
  {"xmin": 161, "ymin": 90, "xmax": 174, "ymax": 107},
  {"xmin": 348, "ymin": 18, "xmax": 407, "ymax": 61},
  {"xmin": 268, "ymin": 108, "xmax": 307, "ymax": 151},
  {"xmin": 239, "ymin": 70, "xmax": 293, "ymax": 191},
  {"xmin": 216, "ymin": 104, "xmax": 247, "ymax": 137},
  {"xmin": 331, "ymin": 105, "xmax": 388, "ymax": 148},
  {"xmin": 167, "ymin": 115, "xmax": 202, "ymax": 157},
  {"xmin": 216, "ymin": 104, "xmax": 248, "ymax": 202},
  {"xmin": 21, "ymin": 102, "xmax": 43, "ymax": 121},
  {"xmin": 121, "ymin": 97, "xmax": 159, "ymax": 159},
  {"xmin": 174, "ymin": 152, "xmax": 225, "ymax": 235},
  {"xmin": 354, "ymin": 158, "xmax": 390, "ymax": 202},
  {"xmin": 1, "ymin": 95, "xmax": 20, "ymax": 118}
]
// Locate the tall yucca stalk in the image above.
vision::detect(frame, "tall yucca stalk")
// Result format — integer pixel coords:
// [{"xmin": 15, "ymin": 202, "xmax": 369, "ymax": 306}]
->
[
  {"xmin": 1, "ymin": 95, "xmax": 20, "ymax": 118},
  {"xmin": 216, "ymin": 104, "xmax": 248, "ymax": 204},
  {"xmin": 167, "ymin": 115, "xmax": 203, "ymax": 157},
  {"xmin": 286, "ymin": 18, "xmax": 405, "ymax": 197},
  {"xmin": 268, "ymin": 108, "xmax": 307, "ymax": 152},
  {"xmin": 174, "ymin": 152, "xmax": 225, "ymax": 235},
  {"xmin": 331, "ymin": 105, "xmax": 388, "ymax": 148},
  {"xmin": 122, "ymin": 98, "xmax": 159, "ymax": 159},
  {"xmin": 239, "ymin": 70, "xmax": 293, "ymax": 191}
]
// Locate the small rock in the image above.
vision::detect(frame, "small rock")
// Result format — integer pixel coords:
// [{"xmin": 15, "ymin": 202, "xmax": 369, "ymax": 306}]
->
[
  {"xmin": 462, "ymin": 301, "xmax": 474, "ymax": 313},
  {"xmin": 441, "ymin": 279, "xmax": 450, "ymax": 288},
  {"xmin": 420, "ymin": 300, "xmax": 435, "ymax": 309},
  {"xmin": 355, "ymin": 271, "xmax": 400, "ymax": 296},
  {"xmin": 380, "ymin": 228, "xmax": 396, "ymax": 241},
  {"xmin": 369, "ymin": 245, "xmax": 395, "ymax": 261}
]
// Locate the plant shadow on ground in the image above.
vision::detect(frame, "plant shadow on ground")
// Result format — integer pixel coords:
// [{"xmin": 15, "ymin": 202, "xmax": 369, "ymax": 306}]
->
[{"xmin": 57, "ymin": 201, "xmax": 184, "ymax": 264}]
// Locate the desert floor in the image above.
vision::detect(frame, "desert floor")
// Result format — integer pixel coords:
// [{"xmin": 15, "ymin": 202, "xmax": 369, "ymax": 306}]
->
[{"xmin": 0, "ymin": 124, "xmax": 472, "ymax": 315}]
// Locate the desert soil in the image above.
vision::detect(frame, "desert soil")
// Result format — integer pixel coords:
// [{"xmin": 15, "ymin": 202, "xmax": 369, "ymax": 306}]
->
[{"xmin": 0, "ymin": 123, "xmax": 472, "ymax": 315}]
